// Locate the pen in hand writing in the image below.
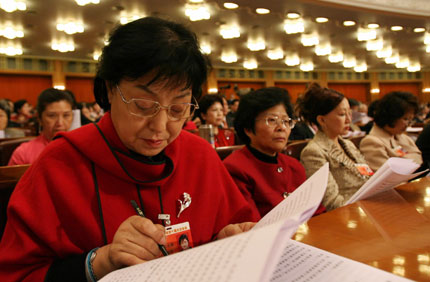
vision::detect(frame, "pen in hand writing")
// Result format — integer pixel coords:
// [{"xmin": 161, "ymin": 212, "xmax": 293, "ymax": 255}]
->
[{"xmin": 130, "ymin": 200, "xmax": 169, "ymax": 256}]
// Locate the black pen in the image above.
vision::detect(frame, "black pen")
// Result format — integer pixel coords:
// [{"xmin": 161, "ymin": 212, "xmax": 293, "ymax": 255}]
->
[{"xmin": 130, "ymin": 200, "xmax": 169, "ymax": 256}]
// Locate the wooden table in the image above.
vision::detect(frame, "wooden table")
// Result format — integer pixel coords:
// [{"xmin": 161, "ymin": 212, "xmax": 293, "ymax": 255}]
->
[{"xmin": 294, "ymin": 176, "xmax": 430, "ymax": 281}]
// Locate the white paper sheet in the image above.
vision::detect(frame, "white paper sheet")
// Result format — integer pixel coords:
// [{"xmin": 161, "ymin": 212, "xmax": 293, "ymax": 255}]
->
[
  {"xmin": 345, "ymin": 157, "xmax": 424, "ymax": 205},
  {"xmin": 270, "ymin": 240, "xmax": 413, "ymax": 282}
]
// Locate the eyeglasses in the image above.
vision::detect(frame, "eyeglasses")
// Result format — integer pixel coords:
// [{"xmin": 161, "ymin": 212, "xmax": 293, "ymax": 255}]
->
[
  {"xmin": 116, "ymin": 85, "xmax": 199, "ymax": 121},
  {"xmin": 256, "ymin": 115, "xmax": 296, "ymax": 129}
]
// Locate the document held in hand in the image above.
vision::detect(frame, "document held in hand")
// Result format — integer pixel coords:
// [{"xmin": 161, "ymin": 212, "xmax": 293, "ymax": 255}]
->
[
  {"xmin": 345, "ymin": 157, "xmax": 426, "ymax": 205},
  {"xmin": 100, "ymin": 163, "xmax": 411, "ymax": 282}
]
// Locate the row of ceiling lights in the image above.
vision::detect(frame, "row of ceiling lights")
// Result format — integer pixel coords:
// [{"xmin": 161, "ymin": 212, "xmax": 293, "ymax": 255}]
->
[{"xmin": 0, "ymin": 0, "xmax": 428, "ymax": 72}]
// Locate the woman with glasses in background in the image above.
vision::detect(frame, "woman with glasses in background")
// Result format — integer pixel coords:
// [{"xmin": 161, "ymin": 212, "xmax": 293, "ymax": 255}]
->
[
  {"xmin": 0, "ymin": 17, "xmax": 260, "ymax": 282},
  {"xmin": 223, "ymin": 87, "xmax": 324, "ymax": 217},
  {"xmin": 360, "ymin": 91, "xmax": 422, "ymax": 171},
  {"xmin": 298, "ymin": 83, "xmax": 372, "ymax": 211}
]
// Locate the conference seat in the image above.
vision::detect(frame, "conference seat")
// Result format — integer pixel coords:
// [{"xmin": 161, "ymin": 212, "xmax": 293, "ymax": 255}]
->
[
  {"xmin": 283, "ymin": 139, "xmax": 310, "ymax": 161},
  {"xmin": 0, "ymin": 137, "xmax": 35, "ymax": 166},
  {"xmin": 216, "ymin": 144, "xmax": 245, "ymax": 160},
  {"xmin": 0, "ymin": 164, "xmax": 30, "ymax": 240}
]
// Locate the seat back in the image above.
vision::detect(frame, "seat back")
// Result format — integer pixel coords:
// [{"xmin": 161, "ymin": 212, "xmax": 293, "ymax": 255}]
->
[
  {"xmin": 0, "ymin": 137, "xmax": 35, "ymax": 166},
  {"xmin": 348, "ymin": 135, "xmax": 365, "ymax": 148},
  {"xmin": 283, "ymin": 139, "xmax": 310, "ymax": 161},
  {"xmin": 216, "ymin": 145, "xmax": 245, "ymax": 160},
  {"xmin": 0, "ymin": 164, "xmax": 30, "ymax": 239}
]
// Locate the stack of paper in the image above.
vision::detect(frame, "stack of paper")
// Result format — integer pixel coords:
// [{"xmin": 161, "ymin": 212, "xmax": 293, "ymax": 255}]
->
[
  {"xmin": 345, "ymin": 157, "xmax": 425, "ymax": 205},
  {"xmin": 100, "ymin": 163, "xmax": 412, "ymax": 282}
]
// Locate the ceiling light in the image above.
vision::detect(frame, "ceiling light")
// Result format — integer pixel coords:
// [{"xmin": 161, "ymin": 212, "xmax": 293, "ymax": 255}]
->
[
  {"xmin": 189, "ymin": 0, "xmax": 203, "ymax": 3},
  {"xmin": 53, "ymin": 85, "xmax": 65, "ymax": 90},
  {"xmin": 424, "ymin": 32, "xmax": 430, "ymax": 44},
  {"xmin": 120, "ymin": 14, "xmax": 145, "ymax": 25},
  {"xmin": 315, "ymin": 43, "xmax": 331, "ymax": 56},
  {"xmin": 391, "ymin": 26, "xmax": 403, "ymax": 31},
  {"xmin": 51, "ymin": 39, "xmax": 75, "ymax": 53},
  {"xmin": 267, "ymin": 48, "xmax": 284, "ymax": 60},
  {"xmin": 0, "ymin": 25, "xmax": 24, "ymax": 39},
  {"xmin": 343, "ymin": 56, "xmax": 356, "ymax": 68},
  {"xmin": 0, "ymin": 42, "xmax": 22, "ymax": 55},
  {"xmin": 208, "ymin": 88, "xmax": 218, "ymax": 94},
  {"xmin": 220, "ymin": 24, "xmax": 240, "ymax": 39},
  {"xmin": 367, "ymin": 23, "xmax": 379, "ymax": 29},
  {"xmin": 93, "ymin": 50, "xmax": 101, "ymax": 61},
  {"xmin": 243, "ymin": 59, "xmax": 258, "ymax": 69},
  {"xmin": 328, "ymin": 51, "xmax": 343, "ymax": 63},
  {"xmin": 0, "ymin": 0, "xmax": 26, "ymax": 12},
  {"xmin": 221, "ymin": 50, "xmax": 237, "ymax": 63},
  {"xmin": 223, "ymin": 2, "xmax": 238, "ymax": 9},
  {"xmin": 285, "ymin": 54, "xmax": 300, "ymax": 66},
  {"xmin": 407, "ymin": 63, "xmax": 420, "ymax": 72},
  {"xmin": 316, "ymin": 17, "xmax": 328, "ymax": 23},
  {"xmin": 283, "ymin": 18, "xmax": 304, "ymax": 34},
  {"xmin": 200, "ymin": 42, "xmax": 211, "ymax": 54},
  {"xmin": 75, "ymin": 0, "xmax": 99, "ymax": 6},
  {"xmin": 185, "ymin": 3, "xmax": 210, "ymax": 21},
  {"xmin": 395, "ymin": 57, "xmax": 409, "ymax": 68},
  {"xmin": 301, "ymin": 33, "xmax": 319, "ymax": 46},
  {"xmin": 287, "ymin": 12, "xmax": 300, "ymax": 19},
  {"xmin": 370, "ymin": 88, "xmax": 380, "ymax": 94},
  {"xmin": 366, "ymin": 38, "xmax": 383, "ymax": 51},
  {"xmin": 414, "ymin": 27, "xmax": 426, "ymax": 33},
  {"xmin": 247, "ymin": 39, "xmax": 265, "ymax": 51},
  {"xmin": 354, "ymin": 63, "xmax": 367, "ymax": 72},
  {"xmin": 343, "ymin": 21, "xmax": 356, "ymax": 26},
  {"xmin": 376, "ymin": 46, "xmax": 392, "ymax": 58},
  {"xmin": 256, "ymin": 8, "xmax": 270, "ymax": 14},
  {"xmin": 56, "ymin": 21, "xmax": 84, "ymax": 35},
  {"xmin": 300, "ymin": 61, "xmax": 314, "ymax": 71},
  {"xmin": 385, "ymin": 54, "xmax": 399, "ymax": 64},
  {"xmin": 427, "ymin": 45, "xmax": 430, "ymax": 53},
  {"xmin": 357, "ymin": 27, "xmax": 377, "ymax": 41}
]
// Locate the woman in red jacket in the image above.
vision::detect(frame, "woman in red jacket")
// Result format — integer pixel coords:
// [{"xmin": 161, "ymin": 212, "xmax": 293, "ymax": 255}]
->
[
  {"xmin": 223, "ymin": 87, "xmax": 324, "ymax": 217},
  {"xmin": 0, "ymin": 17, "xmax": 259, "ymax": 282}
]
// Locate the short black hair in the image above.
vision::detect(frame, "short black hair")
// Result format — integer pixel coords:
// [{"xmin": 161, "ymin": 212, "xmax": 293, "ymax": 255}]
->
[
  {"xmin": 36, "ymin": 88, "xmax": 74, "ymax": 117},
  {"xmin": 94, "ymin": 16, "xmax": 210, "ymax": 111},
  {"xmin": 14, "ymin": 99, "xmax": 28, "ymax": 113},
  {"xmin": 374, "ymin": 91, "xmax": 418, "ymax": 128},
  {"xmin": 234, "ymin": 87, "xmax": 293, "ymax": 145},
  {"xmin": 297, "ymin": 83, "xmax": 344, "ymax": 128},
  {"xmin": 195, "ymin": 94, "xmax": 223, "ymax": 124}
]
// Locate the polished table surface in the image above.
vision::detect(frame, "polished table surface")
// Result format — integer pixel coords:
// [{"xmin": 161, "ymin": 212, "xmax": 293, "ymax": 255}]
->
[{"xmin": 294, "ymin": 176, "xmax": 430, "ymax": 282}]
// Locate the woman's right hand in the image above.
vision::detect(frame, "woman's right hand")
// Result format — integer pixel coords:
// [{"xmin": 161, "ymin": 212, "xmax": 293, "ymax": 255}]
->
[{"xmin": 92, "ymin": 215, "xmax": 166, "ymax": 279}]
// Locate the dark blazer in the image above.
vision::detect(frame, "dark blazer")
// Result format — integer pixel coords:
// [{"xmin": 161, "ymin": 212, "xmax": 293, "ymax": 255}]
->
[
  {"xmin": 289, "ymin": 122, "xmax": 315, "ymax": 141},
  {"xmin": 416, "ymin": 124, "xmax": 430, "ymax": 171}
]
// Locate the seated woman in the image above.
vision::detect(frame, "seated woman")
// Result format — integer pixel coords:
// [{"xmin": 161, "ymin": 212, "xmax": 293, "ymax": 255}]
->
[
  {"xmin": 197, "ymin": 94, "xmax": 235, "ymax": 147},
  {"xmin": 0, "ymin": 17, "xmax": 258, "ymax": 281},
  {"xmin": 0, "ymin": 100, "xmax": 26, "ymax": 138},
  {"xmin": 298, "ymin": 83, "xmax": 372, "ymax": 211},
  {"xmin": 223, "ymin": 87, "xmax": 323, "ymax": 217},
  {"xmin": 8, "ymin": 88, "xmax": 74, "ymax": 165},
  {"xmin": 360, "ymin": 91, "xmax": 422, "ymax": 171}
]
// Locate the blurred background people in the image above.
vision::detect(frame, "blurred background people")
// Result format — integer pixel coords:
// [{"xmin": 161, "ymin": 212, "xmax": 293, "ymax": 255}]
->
[
  {"xmin": 226, "ymin": 98, "xmax": 239, "ymax": 128},
  {"xmin": 298, "ymin": 83, "xmax": 372, "ymax": 211},
  {"xmin": 197, "ymin": 94, "xmax": 235, "ymax": 147},
  {"xmin": 8, "ymin": 88, "xmax": 74, "ymax": 165},
  {"xmin": 0, "ymin": 99, "xmax": 25, "ymax": 138},
  {"xmin": 360, "ymin": 91, "xmax": 422, "ymax": 172},
  {"xmin": 224, "ymin": 87, "xmax": 325, "ymax": 217},
  {"xmin": 11, "ymin": 99, "xmax": 33, "ymax": 125}
]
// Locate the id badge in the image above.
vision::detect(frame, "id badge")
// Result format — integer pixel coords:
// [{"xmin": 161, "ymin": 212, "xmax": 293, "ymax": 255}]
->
[
  {"xmin": 165, "ymin": 222, "xmax": 193, "ymax": 254},
  {"xmin": 393, "ymin": 146, "xmax": 407, "ymax": 157},
  {"xmin": 355, "ymin": 163, "xmax": 374, "ymax": 176}
]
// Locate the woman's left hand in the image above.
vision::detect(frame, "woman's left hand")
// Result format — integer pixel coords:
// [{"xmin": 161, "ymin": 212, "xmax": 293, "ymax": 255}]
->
[{"xmin": 216, "ymin": 222, "xmax": 256, "ymax": 240}]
